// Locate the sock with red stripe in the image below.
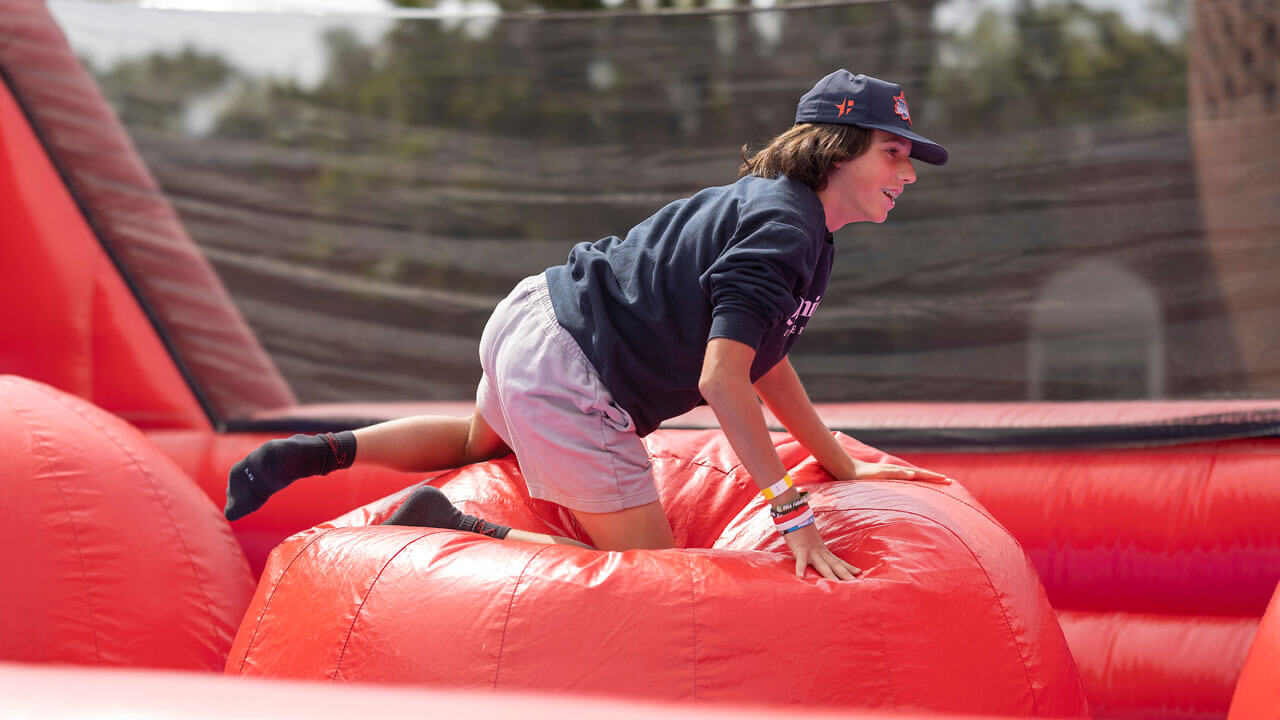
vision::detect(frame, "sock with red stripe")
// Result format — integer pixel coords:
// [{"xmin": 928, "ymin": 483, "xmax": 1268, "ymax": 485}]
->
[
  {"xmin": 225, "ymin": 431, "xmax": 356, "ymax": 521},
  {"xmin": 382, "ymin": 485, "xmax": 511, "ymax": 539}
]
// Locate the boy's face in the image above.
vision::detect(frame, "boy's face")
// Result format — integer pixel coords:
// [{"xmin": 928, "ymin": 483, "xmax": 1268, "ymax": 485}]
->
[{"xmin": 817, "ymin": 129, "xmax": 917, "ymax": 231}]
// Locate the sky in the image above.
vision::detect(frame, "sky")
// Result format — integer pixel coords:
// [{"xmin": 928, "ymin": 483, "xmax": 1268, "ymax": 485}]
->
[{"xmin": 51, "ymin": 0, "xmax": 1186, "ymax": 92}]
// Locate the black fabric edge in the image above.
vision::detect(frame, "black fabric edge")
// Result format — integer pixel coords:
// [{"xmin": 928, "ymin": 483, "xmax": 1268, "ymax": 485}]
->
[
  {"xmin": 0, "ymin": 60, "xmax": 222, "ymax": 430},
  {"xmin": 223, "ymin": 408, "xmax": 1280, "ymax": 452}
]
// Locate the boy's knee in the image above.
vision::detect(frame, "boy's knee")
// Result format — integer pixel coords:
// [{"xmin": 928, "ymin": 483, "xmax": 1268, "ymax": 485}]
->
[
  {"xmin": 463, "ymin": 413, "xmax": 509, "ymax": 463},
  {"xmin": 463, "ymin": 438, "xmax": 509, "ymax": 464}
]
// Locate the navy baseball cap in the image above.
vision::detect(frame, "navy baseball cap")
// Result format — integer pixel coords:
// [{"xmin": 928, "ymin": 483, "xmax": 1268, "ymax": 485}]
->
[{"xmin": 795, "ymin": 70, "xmax": 948, "ymax": 166}]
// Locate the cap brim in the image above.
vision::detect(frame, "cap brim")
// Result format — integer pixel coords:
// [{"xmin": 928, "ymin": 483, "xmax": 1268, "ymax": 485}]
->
[{"xmin": 859, "ymin": 123, "xmax": 949, "ymax": 166}]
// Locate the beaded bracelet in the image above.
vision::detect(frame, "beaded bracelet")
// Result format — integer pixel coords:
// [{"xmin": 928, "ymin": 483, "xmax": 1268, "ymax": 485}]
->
[{"xmin": 769, "ymin": 490, "xmax": 811, "ymax": 518}]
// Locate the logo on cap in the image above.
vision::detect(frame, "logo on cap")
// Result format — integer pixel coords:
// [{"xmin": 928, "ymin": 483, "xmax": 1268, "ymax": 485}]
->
[
  {"xmin": 835, "ymin": 98, "xmax": 854, "ymax": 118},
  {"xmin": 893, "ymin": 91, "xmax": 911, "ymax": 125}
]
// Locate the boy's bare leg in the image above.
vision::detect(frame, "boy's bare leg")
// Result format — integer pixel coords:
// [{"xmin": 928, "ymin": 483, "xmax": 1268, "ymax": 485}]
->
[
  {"xmin": 353, "ymin": 410, "xmax": 509, "ymax": 472},
  {"xmin": 569, "ymin": 501, "xmax": 676, "ymax": 551},
  {"xmin": 506, "ymin": 529, "xmax": 594, "ymax": 548},
  {"xmin": 369, "ymin": 411, "xmax": 592, "ymax": 548}
]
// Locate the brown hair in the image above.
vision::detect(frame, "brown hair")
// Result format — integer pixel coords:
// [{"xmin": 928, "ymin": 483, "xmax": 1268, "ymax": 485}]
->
[{"xmin": 738, "ymin": 123, "xmax": 874, "ymax": 192}]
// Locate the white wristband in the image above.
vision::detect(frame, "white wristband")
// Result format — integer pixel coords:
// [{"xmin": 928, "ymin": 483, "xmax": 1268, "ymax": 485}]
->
[{"xmin": 760, "ymin": 473, "xmax": 794, "ymax": 501}]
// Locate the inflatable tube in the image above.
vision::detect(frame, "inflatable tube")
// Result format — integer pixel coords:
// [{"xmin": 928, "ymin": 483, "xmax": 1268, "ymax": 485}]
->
[
  {"xmin": 911, "ymin": 440, "xmax": 1280, "ymax": 718},
  {"xmin": 0, "ymin": 661, "xmax": 1014, "ymax": 720},
  {"xmin": 228, "ymin": 431, "xmax": 1088, "ymax": 716},
  {"xmin": 1229, "ymin": 581, "xmax": 1280, "ymax": 720},
  {"xmin": 0, "ymin": 75, "xmax": 209, "ymax": 430},
  {"xmin": 1060, "ymin": 610, "xmax": 1257, "ymax": 719},
  {"xmin": 0, "ymin": 375, "xmax": 254, "ymax": 669}
]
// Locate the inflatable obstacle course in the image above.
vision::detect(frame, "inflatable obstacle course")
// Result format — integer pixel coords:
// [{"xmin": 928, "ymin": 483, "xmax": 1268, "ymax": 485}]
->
[
  {"xmin": 228, "ymin": 432, "xmax": 1088, "ymax": 715},
  {"xmin": 2, "ymin": 0, "xmax": 1279, "ymax": 717}
]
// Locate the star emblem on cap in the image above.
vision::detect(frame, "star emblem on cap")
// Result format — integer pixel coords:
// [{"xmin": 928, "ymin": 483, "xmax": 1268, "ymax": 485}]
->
[
  {"xmin": 835, "ymin": 98, "xmax": 854, "ymax": 118},
  {"xmin": 893, "ymin": 91, "xmax": 911, "ymax": 125}
]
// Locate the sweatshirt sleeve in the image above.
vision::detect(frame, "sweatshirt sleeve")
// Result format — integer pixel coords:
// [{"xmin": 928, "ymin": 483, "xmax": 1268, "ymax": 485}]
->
[{"xmin": 700, "ymin": 220, "xmax": 818, "ymax": 350}]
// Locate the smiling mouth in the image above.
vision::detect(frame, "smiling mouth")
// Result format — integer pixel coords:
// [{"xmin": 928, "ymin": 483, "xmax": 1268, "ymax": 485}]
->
[{"xmin": 883, "ymin": 190, "xmax": 898, "ymax": 207}]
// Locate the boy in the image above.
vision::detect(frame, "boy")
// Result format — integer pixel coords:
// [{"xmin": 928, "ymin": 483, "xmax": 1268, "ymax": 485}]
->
[{"xmin": 225, "ymin": 70, "xmax": 951, "ymax": 581}]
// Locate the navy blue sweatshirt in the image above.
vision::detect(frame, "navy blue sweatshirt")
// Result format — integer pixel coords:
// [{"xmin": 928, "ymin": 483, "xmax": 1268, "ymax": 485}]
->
[{"xmin": 545, "ymin": 174, "xmax": 834, "ymax": 436}]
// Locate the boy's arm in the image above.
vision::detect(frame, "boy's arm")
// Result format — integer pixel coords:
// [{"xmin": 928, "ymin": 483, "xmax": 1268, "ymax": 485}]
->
[
  {"xmin": 700, "ymin": 337, "xmax": 860, "ymax": 581},
  {"xmin": 753, "ymin": 358, "xmax": 949, "ymax": 484}
]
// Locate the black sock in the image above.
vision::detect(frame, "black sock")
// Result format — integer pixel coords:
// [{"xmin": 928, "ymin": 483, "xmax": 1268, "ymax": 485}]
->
[
  {"xmin": 225, "ymin": 431, "xmax": 357, "ymax": 521},
  {"xmin": 382, "ymin": 485, "xmax": 511, "ymax": 539}
]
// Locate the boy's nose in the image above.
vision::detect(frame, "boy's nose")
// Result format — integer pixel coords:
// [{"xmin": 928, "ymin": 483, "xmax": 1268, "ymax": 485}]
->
[{"xmin": 900, "ymin": 158, "xmax": 917, "ymax": 184}]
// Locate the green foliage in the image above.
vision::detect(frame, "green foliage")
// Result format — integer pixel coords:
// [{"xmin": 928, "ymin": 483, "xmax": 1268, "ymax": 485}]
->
[
  {"xmin": 929, "ymin": 0, "xmax": 1187, "ymax": 132},
  {"xmin": 99, "ymin": 46, "xmax": 232, "ymax": 132}
]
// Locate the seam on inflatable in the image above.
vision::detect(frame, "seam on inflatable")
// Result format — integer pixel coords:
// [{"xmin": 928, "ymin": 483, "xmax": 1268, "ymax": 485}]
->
[
  {"xmin": 869, "ymin": 560, "xmax": 898, "ymax": 710},
  {"xmin": 0, "ymin": 48, "xmax": 222, "ymax": 429},
  {"xmin": 685, "ymin": 552, "xmax": 699, "ymax": 700},
  {"xmin": 831, "ymin": 506, "xmax": 1045, "ymax": 715},
  {"xmin": 494, "ymin": 545, "xmax": 556, "ymax": 688},
  {"xmin": 0, "ymin": 386, "xmax": 104, "ymax": 663},
  {"xmin": 333, "ymin": 530, "xmax": 437, "ymax": 681},
  {"xmin": 876, "ymin": 479, "xmax": 1028, "ymax": 570},
  {"xmin": 236, "ymin": 527, "xmax": 340, "ymax": 675},
  {"xmin": 37, "ymin": 383, "xmax": 222, "ymax": 657},
  {"xmin": 1095, "ymin": 613, "xmax": 1119, "ymax": 713}
]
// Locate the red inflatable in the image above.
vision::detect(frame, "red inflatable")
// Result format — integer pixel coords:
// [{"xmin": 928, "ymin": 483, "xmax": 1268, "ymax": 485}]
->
[
  {"xmin": 228, "ymin": 430, "xmax": 1089, "ymax": 717},
  {"xmin": 1229, "ymin": 582, "xmax": 1280, "ymax": 720},
  {"xmin": 0, "ymin": 375, "xmax": 255, "ymax": 669},
  {"xmin": 0, "ymin": 661, "xmax": 1013, "ymax": 720}
]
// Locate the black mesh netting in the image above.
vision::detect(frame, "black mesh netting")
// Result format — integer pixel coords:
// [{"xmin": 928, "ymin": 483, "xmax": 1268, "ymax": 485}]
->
[{"xmin": 54, "ymin": 0, "xmax": 1280, "ymax": 408}]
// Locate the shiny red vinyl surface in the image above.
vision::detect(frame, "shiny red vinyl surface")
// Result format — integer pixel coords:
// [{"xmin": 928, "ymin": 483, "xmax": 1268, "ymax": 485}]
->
[
  {"xmin": 227, "ymin": 431, "xmax": 1088, "ymax": 716},
  {"xmin": 0, "ymin": 661, "xmax": 1014, "ymax": 720},
  {"xmin": 1059, "ymin": 610, "xmax": 1259, "ymax": 719},
  {"xmin": 0, "ymin": 80, "xmax": 208, "ymax": 430},
  {"xmin": 1228, "ymin": 582, "xmax": 1280, "ymax": 720},
  {"xmin": 906, "ymin": 444, "xmax": 1280, "ymax": 617}
]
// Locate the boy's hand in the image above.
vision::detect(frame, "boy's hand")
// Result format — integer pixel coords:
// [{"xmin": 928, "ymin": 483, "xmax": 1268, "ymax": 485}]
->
[
  {"xmin": 839, "ymin": 458, "xmax": 951, "ymax": 484},
  {"xmin": 782, "ymin": 523, "xmax": 861, "ymax": 581}
]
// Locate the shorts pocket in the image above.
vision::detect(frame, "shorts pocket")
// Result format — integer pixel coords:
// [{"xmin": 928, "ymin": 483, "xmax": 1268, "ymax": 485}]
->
[{"xmin": 599, "ymin": 399, "xmax": 635, "ymax": 432}]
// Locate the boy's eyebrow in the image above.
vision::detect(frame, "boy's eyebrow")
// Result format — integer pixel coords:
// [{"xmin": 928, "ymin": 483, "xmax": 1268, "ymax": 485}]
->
[{"xmin": 882, "ymin": 135, "xmax": 912, "ymax": 148}]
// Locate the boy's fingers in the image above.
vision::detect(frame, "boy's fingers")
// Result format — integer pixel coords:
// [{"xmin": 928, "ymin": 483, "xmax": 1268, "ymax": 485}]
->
[
  {"xmin": 813, "ymin": 558, "xmax": 837, "ymax": 581},
  {"xmin": 833, "ymin": 561, "xmax": 858, "ymax": 581},
  {"xmin": 863, "ymin": 464, "xmax": 952, "ymax": 484},
  {"xmin": 912, "ymin": 469, "xmax": 952, "ymax": 484}
]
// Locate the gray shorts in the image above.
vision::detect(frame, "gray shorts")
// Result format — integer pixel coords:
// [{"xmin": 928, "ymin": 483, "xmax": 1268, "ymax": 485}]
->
[{"xmin": 475, "ymin": 274, "xmax": 658, "ymax": 513}]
